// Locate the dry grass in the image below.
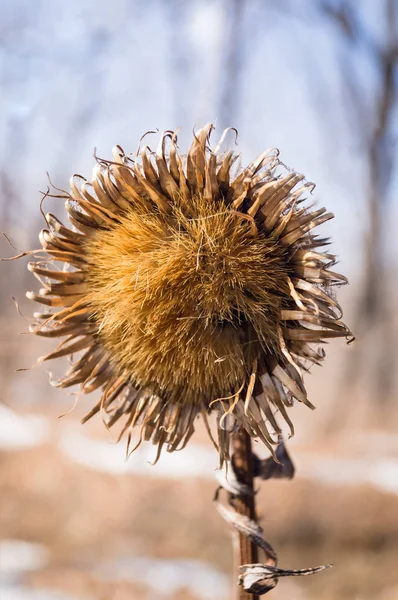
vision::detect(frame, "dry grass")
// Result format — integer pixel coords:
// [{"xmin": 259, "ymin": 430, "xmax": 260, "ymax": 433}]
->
[{"xmin": 1, "ymin": 424, "xmax": 397, "ymax": 599}]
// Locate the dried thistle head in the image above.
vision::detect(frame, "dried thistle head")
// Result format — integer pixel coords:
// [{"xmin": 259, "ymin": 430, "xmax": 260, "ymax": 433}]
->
[{"xmin": 25, "ymin": 124, "xmax": 351, "ymax": 464}]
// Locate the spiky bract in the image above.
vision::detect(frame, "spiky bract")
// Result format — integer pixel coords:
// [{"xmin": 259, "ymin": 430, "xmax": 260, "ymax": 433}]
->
[{"xmin": 26, "ymin": 124, "xmax": 351, "ymax": 463}]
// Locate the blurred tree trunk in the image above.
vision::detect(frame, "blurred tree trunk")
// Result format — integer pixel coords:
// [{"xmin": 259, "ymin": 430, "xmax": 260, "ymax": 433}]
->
[
  {"xmin": 359, "ymin": 0, "xmax": 397, "ymax": 322},
  {"xmin": 322, "ymin": 0, "xmax": 398, "ymax": 411}
]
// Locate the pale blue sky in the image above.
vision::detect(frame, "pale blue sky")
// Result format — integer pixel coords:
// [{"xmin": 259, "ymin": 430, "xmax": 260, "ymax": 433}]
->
[{"xmin": 1, "ymin": 0, "xmax": 397, "ymax": 278}]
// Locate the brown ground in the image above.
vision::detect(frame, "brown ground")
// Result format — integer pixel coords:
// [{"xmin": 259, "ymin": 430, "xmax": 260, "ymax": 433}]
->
[{"xmin": 1, "ymin": 417, "xmax": 398, "ymax": 600}]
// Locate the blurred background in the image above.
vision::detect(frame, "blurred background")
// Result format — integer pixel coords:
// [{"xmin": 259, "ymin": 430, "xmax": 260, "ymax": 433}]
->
[{"xmin": 1, "ymin": 1, "xmax": 397, "ymax": 599}]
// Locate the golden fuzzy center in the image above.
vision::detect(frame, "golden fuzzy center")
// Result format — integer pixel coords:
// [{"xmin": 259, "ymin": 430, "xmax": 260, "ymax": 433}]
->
[{"xmin": 84, "ymin": 197, "xmax": 288, "ymax": 403}]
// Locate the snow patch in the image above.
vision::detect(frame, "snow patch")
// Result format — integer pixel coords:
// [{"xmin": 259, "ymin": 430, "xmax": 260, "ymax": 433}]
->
[
  {"xmin": 0, "ymin": 539, "xmax": 49, "ymax": 574},
  {"xmin": 97, "ymin": 555, "xmax": 228, "ymax": 600},
  {"xmin": 0, "ymin": 406, "xmax": 50, "ymax": 450},
  {"xmin": 59, "ymin": 428, "xmax": 218, "ymax": 478},
  {"xmin": 0, "ymin": 586, "xmax": 84, "ymax": 600}
]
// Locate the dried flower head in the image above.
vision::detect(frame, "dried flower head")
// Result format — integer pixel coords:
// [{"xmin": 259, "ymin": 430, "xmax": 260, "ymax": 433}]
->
[{"xmin": 25, "ymin": 124, "xmax": 351, "ymax": 463}]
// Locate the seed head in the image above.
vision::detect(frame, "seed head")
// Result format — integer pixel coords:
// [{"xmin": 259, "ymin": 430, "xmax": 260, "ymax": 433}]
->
[{"xmin": 25, "ymin": 124, "xmax": 351, "ymax": 463}]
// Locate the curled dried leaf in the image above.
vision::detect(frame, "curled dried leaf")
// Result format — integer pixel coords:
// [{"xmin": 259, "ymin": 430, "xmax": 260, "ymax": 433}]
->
[{"xmin": 239, "ymin": 562, "xmax": 332, "ymax": 595}]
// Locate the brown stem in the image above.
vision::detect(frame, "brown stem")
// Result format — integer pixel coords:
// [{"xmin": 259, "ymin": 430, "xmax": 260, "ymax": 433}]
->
[{"xmin": 231, "ymin": 428, "xmax": 259, "ymax": 600}]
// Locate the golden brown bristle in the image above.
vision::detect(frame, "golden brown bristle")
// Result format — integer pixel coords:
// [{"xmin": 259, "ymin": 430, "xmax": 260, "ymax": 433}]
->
[
  {"xmin": 84, "ymin": 195, "xmax": 288, "ymax": 405},
  {"xmin": 24, "ymin": 124, "xmax": 351, "ymax": 464}
]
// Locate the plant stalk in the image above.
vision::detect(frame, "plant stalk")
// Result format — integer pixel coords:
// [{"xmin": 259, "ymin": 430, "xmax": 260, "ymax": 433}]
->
[{"xmin": 231, "ymin": 428, "xmax": 259, "ymax": 600}]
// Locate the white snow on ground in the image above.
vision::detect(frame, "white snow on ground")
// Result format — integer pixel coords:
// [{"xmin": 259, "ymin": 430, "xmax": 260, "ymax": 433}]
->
[
  {"xmin": 297, "ymin": 454, "xmax": 398, "ymax": 494},
  {"xmin": 1, "ymin": 405, "xmax": 398, "ymax": 493},
  {"xmin": 0, "ymin": 540, "xmax": 85, "ymax": 600},
  {"xmin": 0, "ymin": 540, "xmax": 49, "ymax": 574},
  {"xmin": 0, "ymin": 405, "xmax": 50, "ymax": 449},
  {"xmin": 58, "ymin": 428, "xmax": 219, "ymax": 478},
  {"xmin": 58, "ymin": 426, "xmax": 398, "ymax": 494},
  {"xmin": 97, "ymin": 556, "xmax": 228, "ymax": 600},
  {"xmin": 0, "ymin": 539, "xmax": 226, "ymax": 600},
  {"xmin": 0, "ymin": 586, "xmax": 85, "ymax": 600}
]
